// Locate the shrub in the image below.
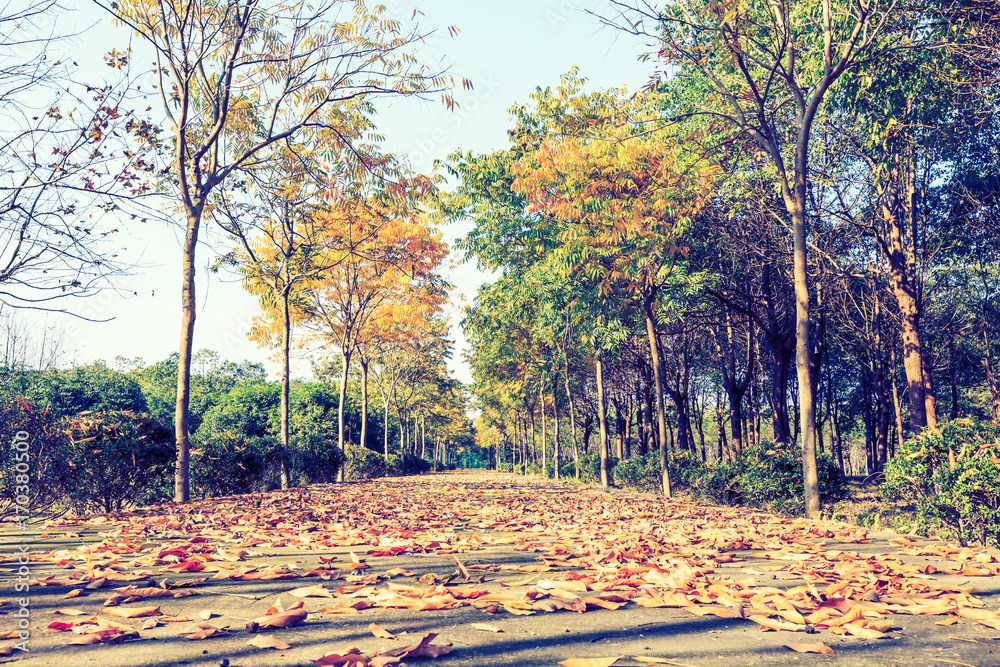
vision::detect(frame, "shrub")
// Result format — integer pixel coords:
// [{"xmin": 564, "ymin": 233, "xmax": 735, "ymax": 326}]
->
[
  {"xmin": 0, "ymin": 398, "xmax": 74, "ymax": 519},
  {"xmin": 882, "ymin": 419, "xmax": 1000, "ymax": 547},
  {"xmin": 613, "ymin": 451, "xmax": 660, "ymax": 493},
  {"xmin": 614, "ymin": 450, "xmax": 706, "ymax": 494},
  {"xmin": 344, "ymin": 445, "xmax": 391, "ymax": 480},
  {"xmin": 692, "ymin": 458, "xmax": 741, "ymax": 505},
  {"xmin": 192, "ymin": 433, "xmax": 272, "ymax": 498},
  {"xmin": 290, "ymin": 433, "xmax": 343, "ymax": 485},
  {"xmin": 62, "ymin": 411, "xmax": 175, "ymax": 513},
  {"xmin": 570, "ymin": 453, "xmax": 619, "ymax": 485},
  {"xmin": 399, "ymin": 453, "xmax": 432, "ymax": 475},
  {"xmin": 712, "ymin": 441, "xmax": 844, "ymax": 514}
]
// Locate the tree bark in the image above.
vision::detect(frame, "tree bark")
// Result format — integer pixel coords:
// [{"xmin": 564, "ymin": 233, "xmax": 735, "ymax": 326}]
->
[
  {"xmin": 174, "ymin": 211, "xmax": 201, "ymax": 503},
  {"xmin": 278, "ymin": 286, "xmax": 291, "ymax": 489},
  {"xmin": 643, "ymin": 292, "xmax": 670, "ymax": 497},
  {"xmin": 596, "ymin": 351, "xmax": 610, "ymax": 489}
]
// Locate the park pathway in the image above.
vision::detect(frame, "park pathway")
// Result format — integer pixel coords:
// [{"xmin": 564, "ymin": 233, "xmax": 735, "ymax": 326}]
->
[{"xmin": 3, "ymin": 471, "xmax": 1000, "ymax": 666}]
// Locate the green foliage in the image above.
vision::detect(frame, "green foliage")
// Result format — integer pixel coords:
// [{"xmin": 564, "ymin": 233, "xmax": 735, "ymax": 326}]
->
[
  {"xmin": 612, "ymin": 451, "xmax": 661, "ymax": 493},
  {"xmin": 882, "ymin": 419, "xmax": 1000, "ymax": 547},
  {"xmin": 614, "ymin": 450, "xmax": 704, "ymax": 494},
  {"xmin": 563, "ymin": 453, "xmax": 619, "ymax": 485},
  {"xmin": 192, "ymin": 434, "xmax": 273, "ymax": 498},
  {"xmin": 345, "ymin": 445, "xmax": 392, "ymax": 480},
  {"xmin": 0, "ymin": 398, "xmax": 73, "ymax": 519},
  {"xmin": 61, "ymin": 411, "xmax": 175, "ymax": 513},
  {"xmin": 196, "ymin": 383, "xmax": 279, "ymax": 440},
  {"xmin": 289, "ymin": 433, "xmax": 344, "ymax": 485},
  {"xmin": 399, "ymin": 453, "xmax": 433, "ymax": 475}
]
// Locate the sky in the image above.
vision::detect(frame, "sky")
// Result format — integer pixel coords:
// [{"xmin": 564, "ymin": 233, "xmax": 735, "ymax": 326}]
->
[{"xmin": 19, "ymin": 0, "xmax": 656, "ymax": 384}]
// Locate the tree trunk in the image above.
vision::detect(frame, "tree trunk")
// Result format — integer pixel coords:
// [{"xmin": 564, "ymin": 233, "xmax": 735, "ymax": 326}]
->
[
  {"xmin": 563, "ymin": 348, "xmax": 580, "ymax": 474},
  {"xmin": 359, "ymin": 356, "xmax": 369, "ymax": 452},
  {"xmin": 174, "ymin": 210, "xmax": 201, "ymax": 503},
  {"xmin": 596, "ymin": 351, "xmax": 610, "ymax": 488},
  {"xmin": 540, "ymin": 382, "xmax": 547, "ymax": 475},
  {"xmin": 643, "ymin": 293, "xmax": 670, "ymax": 497},
  {"xmin": 278, "ymin": 288, "xmax": 291, "ymax": 489},
  {"xmin": 790, "ymin": 195, "xmax": 819, "ymax": 518},
  {"xmin": 337, "ymin": 347, "xmax": 352, "ymax": 481},
  {"xmin": 552, "ymin": 379, "xmax": 561, "ymax": 479}
]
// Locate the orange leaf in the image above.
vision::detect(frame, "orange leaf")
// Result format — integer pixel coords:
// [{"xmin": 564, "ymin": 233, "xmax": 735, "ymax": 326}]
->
[
  {"xmin": 783, "ymin": 642, "xmax": 836, "ymax": 654},
  {"xmin": 247, "ymin": 634, "xmax": 292, "ymax": 650},
  {"xmin": 102, "ymin": 605, "xmax": 161, "ymax": 618},
  {"xmin": 558, "ymin": 657, "xmax": 624, "ymax": 667},
  {"xmin": 369, "ymin": 622, "xmax": 396, "ymax": 639}
]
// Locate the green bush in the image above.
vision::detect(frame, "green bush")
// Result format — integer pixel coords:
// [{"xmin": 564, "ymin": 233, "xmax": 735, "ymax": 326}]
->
[
  {"xmin": 0, "ymin": 398, "xmax": 74, "ymax": 519},
  {"xmin": 614, "ymin": 450, "xmax": 706, "ymax": 494},
  {"xmin": 344, "ymin": 445, "xmax": 391, "ymax": 480},
  {"xmin": 192, "ymin": 433, "xmax": 273, "ymax": 498},
  {"xmin": 692, "ymin": 458, "xmax": 742, "ymax": 505},
  {"xmin": 613, "ymin": 451, "xmax": 661, "ymax": 493},
  {"xmin": 399, "ymin": 453, "xmax": 432, "ymax": 475},
  {"xmin": 290, "ymin": 433, "xmax": 343, "ymax": 485},
  {"xmin": 882, "ymin": 419, "xmax": 1000, "ymax": 547},
  {"xmin": 569, "ymin": 452, "xmax": 619, "ymax": 485},
  {"xmin": 62, "ymin": 411, "xmax": 175, "ymax": 513},
  {"xmin": 697, "ymin": 442, "xmax": 843, "ymax": 514}
]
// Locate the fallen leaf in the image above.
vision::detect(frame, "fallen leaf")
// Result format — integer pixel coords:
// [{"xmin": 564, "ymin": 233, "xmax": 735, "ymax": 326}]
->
[
  {"xmin": 783, "ymin": 642, "xmax": 836, "ymax": 654},
  {"xmin": 369, "ymin": 622, "xmax": 396, "ymax": 639},
  {"xmin": 247, "ymin": 634, "xmax": 292, "ymax": 650},
  {"xmin": 558, "ymin": 657, "xmax": 624, "ymax": 667},
  {"xmin": 288, "ymin": 584, "xmax": 334, "ymax": 598},
  {"xmin": 102, "ymin": 605, "xmax": 161, "ymax": 618},
  {"xmin": 472, "ymin": 622, "xmax": 503, "ymax": 632}
]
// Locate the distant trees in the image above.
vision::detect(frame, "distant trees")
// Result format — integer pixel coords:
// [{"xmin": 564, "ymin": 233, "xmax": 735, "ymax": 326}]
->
[{"xmin": 100, "ymin": 0, "xmax": 464, "ymax": 501}]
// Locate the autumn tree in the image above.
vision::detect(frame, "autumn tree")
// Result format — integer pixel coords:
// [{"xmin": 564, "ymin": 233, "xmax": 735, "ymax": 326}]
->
[
  {"xmin": 300, "ymin": 189, "xmax": 448, "ymax": 478},
  {"xmin": 599, "ymin": 0, "xmax": 905, "ymax": 516},
  {"xmin": 214, "ymin": 143, "xmax": 370, "ymax": 488},
  {"xmin": 509, "ymin": 78, "xmax": 719, "ymax": 494},
  {"xmin": 99, "ymin": 0, "xmax": 462, "ymax": 501}
]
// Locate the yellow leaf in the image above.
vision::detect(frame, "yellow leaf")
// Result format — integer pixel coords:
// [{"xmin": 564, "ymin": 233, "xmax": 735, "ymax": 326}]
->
[
  {"xmin": 783, "ymin": 642, "xmax": 836, "ymax": 654},
  {"xmin": 558, "ymin": 657, "xmax": 624, "ymax": 667}
]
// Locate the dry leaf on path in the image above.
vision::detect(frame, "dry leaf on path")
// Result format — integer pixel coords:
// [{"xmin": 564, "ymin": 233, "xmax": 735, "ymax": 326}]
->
[
  {"xmin": 102, "ymin": 605, "xmax": 161, "ymax": 618},
  {"xmin": 472, "ymin": 623, "xmax": 503, "ymax": 632},
  {"xmin": 288, "ymin": 584, "xmax": 334, "ymax": 598},
  {"xmin": 558, "ymin": 657, "xmax": 624, "ymax": 667},
  {"xmin": 186, "ymin": 623, "xmax": 226, "ymax": 640},
  {"xmin": 369, "ymin": 622, "xmax": 396, "ymax": 639},
  {"xmin": 314, "ymin": 651, "xmax": 367, "ymax": 666},
  {"xmin": 247, "ymin": 634, "xmax": 292, "ymax": 650},
  {"xmin": 246, "ymin": 605, "xmax": 308, "ymax": 632},
  {"xmin": 784, "ymin": 642, "xmax": 837, "ymax": 654}
]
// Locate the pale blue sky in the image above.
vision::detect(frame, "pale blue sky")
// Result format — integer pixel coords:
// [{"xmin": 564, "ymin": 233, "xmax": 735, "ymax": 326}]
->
[{"xmin": 28, "ymin": 0, "xmax": 655, "ymax": 382}]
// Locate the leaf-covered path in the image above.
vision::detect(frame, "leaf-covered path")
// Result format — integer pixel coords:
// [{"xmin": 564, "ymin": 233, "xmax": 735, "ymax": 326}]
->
[{"xmin": 5, "ymin": 471, "xmax": 1000, "ymax": 666}]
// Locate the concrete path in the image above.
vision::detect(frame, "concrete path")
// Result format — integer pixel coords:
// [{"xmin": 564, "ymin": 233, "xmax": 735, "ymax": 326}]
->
[{"xmin": 3, "ymin": 471, "xmax": 1000, "ymax": 667}]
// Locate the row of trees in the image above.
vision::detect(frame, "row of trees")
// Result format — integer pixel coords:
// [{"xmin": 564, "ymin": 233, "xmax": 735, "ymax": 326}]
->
[
  {"xmin": 2, "ymin": 0, "xmax": 474, "ymax": 500},
  {"xmin": 449, "ymin": 0, "xmax": 1000, "ymax": 515},
  {"xmin": 1, "ymin": 342, "xmax": 475, "ymax": 494}
]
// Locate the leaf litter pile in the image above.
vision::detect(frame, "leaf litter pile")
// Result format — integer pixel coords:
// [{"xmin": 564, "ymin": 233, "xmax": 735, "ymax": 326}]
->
[{"xmin": 5, "ymin": 471, "xmax": 1000, "ymax": 666}]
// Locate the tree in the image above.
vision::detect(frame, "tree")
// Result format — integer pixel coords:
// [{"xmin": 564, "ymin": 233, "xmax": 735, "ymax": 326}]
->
[
  {"xmin": 300, "ymin": 189, "xmax": 448, "ymax": 477},
  {"xmin": 215, "ymin": 141, "xmax": 388, "ymax": 488},
  {"xmin": 509, "ymin": 78, "xmax": 718, "ymax": 494},
  {"xmin": 99, "ymin": 0, "xmax": 462, "ymax": 501},
  {"xmin": 2, "ymin": 1, "xmax": 161, "ymax": 312},
  {"xmin": 601, "ymin": 0, "xmax": 901, "ymax": 516}
]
